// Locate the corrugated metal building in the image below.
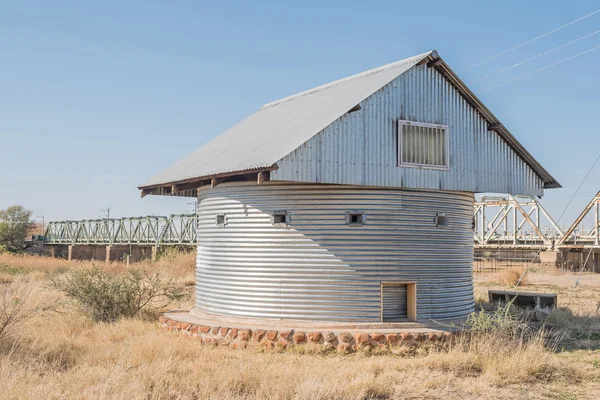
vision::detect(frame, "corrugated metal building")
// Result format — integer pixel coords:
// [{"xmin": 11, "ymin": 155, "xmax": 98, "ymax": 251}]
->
[{"xmin": 140, "ymin": 50, "xmax": 559, "ymax": 322}]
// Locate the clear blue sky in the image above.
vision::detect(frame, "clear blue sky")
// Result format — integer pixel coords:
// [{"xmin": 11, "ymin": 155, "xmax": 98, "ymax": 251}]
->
[{"xmin": 1, "ymin": 0, "xmax": 599, "ymax": 230}]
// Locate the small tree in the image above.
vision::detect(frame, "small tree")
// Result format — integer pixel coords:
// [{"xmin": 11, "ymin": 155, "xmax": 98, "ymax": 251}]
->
[{"xmin": 0, "ymin": 206, "xmax": 34, "ymax": 252}]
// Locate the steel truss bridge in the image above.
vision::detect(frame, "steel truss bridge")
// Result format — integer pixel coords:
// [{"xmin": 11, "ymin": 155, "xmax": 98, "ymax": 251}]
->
[
  {"xmin": 45, "ymin": 192, "xmax": 600, "ymax": 249},
  {"xmin": 475, "ymin": 192, "xmax": 600, "ymax": 249},
  {"xmin": 44, "ymin": 214, "xmax": 197, "ymax": 246}
]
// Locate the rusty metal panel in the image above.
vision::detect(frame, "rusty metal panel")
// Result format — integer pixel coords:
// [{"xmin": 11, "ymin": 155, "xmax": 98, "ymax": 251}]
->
[
  {"xmin": 195, "ymin": 181, "xmax": 475, "ymax": 322},
  {"xmin": 272, "ymin": 64, "xmax": 545, "ymax": 197}
]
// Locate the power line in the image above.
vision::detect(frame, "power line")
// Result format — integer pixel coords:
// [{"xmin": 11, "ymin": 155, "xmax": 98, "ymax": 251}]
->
[
  {"xmin": 514, "ymin": 151, "xmax": 600, "ymax": 289},
  {"xmin": 471, "ymin": 29, "xmax": 600, "ymax": 83},
  {"xmin": 553, "ymin": 168, "xmax": 600, "ymax": 175},
  {"xmin": 480, "ymin": 44, "xmax": 600, "ymax": 93},
  {"xmin": 555, "ymin": 153, "xmax": 600, "ymax": 225},
  {"xmin": 460, "ymin": 9, "xmax": 600, "ymax": 72},
  {"xmin": 574, "ymin": 247, "xmax": 594, "ymax": 288}
]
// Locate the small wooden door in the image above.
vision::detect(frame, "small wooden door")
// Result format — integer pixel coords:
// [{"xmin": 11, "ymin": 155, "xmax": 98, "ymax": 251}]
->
[{"xmin": 381, "ymin": 283, "xmax": 408, "ymax": 322}]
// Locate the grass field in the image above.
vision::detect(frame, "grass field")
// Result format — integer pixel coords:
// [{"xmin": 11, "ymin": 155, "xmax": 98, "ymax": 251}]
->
[{"xmin": 1, "ymin": 252, "xmax": 600, "ymax": 400}]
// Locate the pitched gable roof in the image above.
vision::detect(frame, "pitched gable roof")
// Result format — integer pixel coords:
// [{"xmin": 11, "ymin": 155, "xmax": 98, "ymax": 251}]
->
[
  {"xmin": 140, "ymin": 51, "xmax": 432, "ymax": 188},
  {"xmin": 140, "ymin": 50, "xmax": 560, "ymax": 191}
]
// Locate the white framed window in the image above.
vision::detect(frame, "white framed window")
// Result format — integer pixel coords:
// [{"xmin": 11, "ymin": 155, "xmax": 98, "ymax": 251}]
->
[
  {"xmin": 398, "ymin": 120, "xmax": 449, "ymax": 170},
  {"xmin": 215, "ymin": 214, "xmax": 227, "ymax": 228}
]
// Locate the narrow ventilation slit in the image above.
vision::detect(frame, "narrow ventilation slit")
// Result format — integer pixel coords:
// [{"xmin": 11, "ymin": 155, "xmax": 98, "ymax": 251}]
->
[
  {"xmin": 435, "ymin": 213, "xmax": 448, "ymax": 228},
  {"xmin": 348, "ymin": 104, "xmax": 362, "ymax": 113},
  {"xmin": 271, "ymin": 211, "xmax": 289, "ymax": 228},
  {"xmin": 346, "ymin": 211, "xmax": 366, "ymax": 227}
]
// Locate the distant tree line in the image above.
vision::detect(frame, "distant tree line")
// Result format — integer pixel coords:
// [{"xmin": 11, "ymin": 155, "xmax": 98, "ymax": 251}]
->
[{"xmin": 0, "ymin": 205, "xmax": 34, "ymax": 253}]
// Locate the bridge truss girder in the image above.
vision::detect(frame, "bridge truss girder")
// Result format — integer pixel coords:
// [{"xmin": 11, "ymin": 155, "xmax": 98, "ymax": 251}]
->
[
  {"xmin": 557, "ymin": 191, "xmax": 600, "ymax": 247},
  {"xmin": 45, "ymin": 214, "xmax": 197, "ymax": 246},
  {"xmin": 474, "ymin": 195, "xmax": 563, "ymax": 249},
  {"xmin": 44, "ymin": 191, "xmax": 600, "ymax": 250}
]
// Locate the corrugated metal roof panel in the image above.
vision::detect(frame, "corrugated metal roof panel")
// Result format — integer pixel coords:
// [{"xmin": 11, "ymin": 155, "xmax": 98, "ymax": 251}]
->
[
  {"xmin": 140, "ymin": 51, "xmax": 433, "ymax": 187},
  {"xmin": 140, "ymin": 50, "xmax": 560, "ymax": 191}
]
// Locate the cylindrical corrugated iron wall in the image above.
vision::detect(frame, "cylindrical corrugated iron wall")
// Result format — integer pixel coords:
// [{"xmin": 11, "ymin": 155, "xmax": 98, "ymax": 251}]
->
[{"xmin": 196, "ymin": 182, "xmax": 475, "ymax": 322}]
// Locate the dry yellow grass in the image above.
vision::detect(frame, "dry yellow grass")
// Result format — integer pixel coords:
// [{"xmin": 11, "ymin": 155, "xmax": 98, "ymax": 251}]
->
[
  {"xmin": 2, "ymin": 313, "xmax": 597, "ymax": 400},
  {"xmin": 0, "ymin": 250, "xmax": 196, "ymax": 286},
  {"xmin": 1, "ymin": 254, "xmax": 600, "ymax": 399},
  {"xmin": 500, "ymin": 266, "xmax": 529, "ymax": 287}
]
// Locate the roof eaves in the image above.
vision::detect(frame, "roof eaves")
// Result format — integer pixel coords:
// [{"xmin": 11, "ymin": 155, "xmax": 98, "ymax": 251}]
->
[
  {"xmin": 427, "ymin": 55, "xmax": 561, "ymax": 189},
  {"xmin": 137, "ymin": 164, "xmax": 278, "ymax": 190}
]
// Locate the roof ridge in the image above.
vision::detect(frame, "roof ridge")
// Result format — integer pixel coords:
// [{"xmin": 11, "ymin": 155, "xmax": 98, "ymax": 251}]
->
[{"xmin": 261, "ymin": 51, "xmax": 434, "ymax": 110}]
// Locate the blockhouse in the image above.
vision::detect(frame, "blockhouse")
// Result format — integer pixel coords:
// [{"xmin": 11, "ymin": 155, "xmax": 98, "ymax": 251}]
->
[{"xmin": 140, "ymin": 50, "xmax": 559, "ymax": 323}]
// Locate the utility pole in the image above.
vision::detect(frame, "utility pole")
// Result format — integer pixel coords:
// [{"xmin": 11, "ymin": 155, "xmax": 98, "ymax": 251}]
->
[{"xmin": 100, "ymin": 206, "xmax": 112, "ymax": 240}]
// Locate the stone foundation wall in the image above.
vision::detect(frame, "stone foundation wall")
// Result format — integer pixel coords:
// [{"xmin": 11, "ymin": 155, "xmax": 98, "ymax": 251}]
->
[{"xmin": 158, "ymin": 316, "xmax": 453, "ymax": 353}]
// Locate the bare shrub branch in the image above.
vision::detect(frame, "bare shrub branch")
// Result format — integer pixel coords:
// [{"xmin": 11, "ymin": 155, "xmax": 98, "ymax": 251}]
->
[
  {"xmin": 49, "ymin": 267, "xmax": 186, "ymax": 322},
  {"xmin": 0, "ymin": 279, "xmax": 38, "ymax": 342}
]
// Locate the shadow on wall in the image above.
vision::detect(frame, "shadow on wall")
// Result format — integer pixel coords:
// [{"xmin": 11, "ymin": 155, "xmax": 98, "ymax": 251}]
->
[{"xmin": 195, "ymin": 182, "xmax": 475, "ymax": 322}]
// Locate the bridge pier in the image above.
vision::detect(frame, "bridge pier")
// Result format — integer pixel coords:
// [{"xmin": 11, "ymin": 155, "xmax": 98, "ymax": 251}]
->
[
  {"xmin": 43, "ymin": 244, "xmax": 159, "ymax": 263},
  {"xmin": 44, "ymin": 244, "xmax": 70, "ymax": 259},
  {"xmin": 557, "ymin": 248, "xmax": 600, "ymax": 273},
  {"xmin": 105, "ymin": 245, "xmax": 157, "ymax": 262},
  {"xmin": 66, "ymin": 245, "xmax": 108, "ymax": 261}
]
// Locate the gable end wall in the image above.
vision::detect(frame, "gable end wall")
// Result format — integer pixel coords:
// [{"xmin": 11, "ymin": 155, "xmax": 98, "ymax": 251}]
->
[{"xmin": 271, "ymin": 64, "xmax": 544, "ymax": 197}]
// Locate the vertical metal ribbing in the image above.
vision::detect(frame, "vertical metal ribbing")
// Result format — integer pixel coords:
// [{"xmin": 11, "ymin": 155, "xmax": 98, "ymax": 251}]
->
[
  {"xmin": 195, "ymin": 181, "xmax": 475, "ymax": 322},
  {"xmin": 272, "ymin": 64, "xmax": 545, "ymax": 196}
]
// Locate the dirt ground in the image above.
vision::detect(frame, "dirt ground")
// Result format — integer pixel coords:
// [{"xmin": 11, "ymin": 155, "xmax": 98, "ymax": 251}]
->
[{"xmin": 475, "ymin": 266, "xmax": 600, "ymax": 289}]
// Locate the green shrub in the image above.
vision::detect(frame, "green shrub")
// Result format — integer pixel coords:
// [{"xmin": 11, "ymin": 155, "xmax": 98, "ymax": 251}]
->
[
  {"xmin": 50, "ymin": 267, "xmax": 185, "ymax": 322},
  {"xmin": 465, "ymin": 304, "xmax": 514, "ymax": 331},
  {"xmin": 460, "ymin": 302, "xmax": 558, "ymax": 352}
]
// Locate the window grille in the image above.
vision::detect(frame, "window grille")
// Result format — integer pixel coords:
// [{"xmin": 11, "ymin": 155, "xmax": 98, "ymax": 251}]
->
[
  {"xmin": 216, "ymin": 214, "xmax": 227, "ymax": 227},
  {"xmin": 398, "ymin": 120, "xmax": 449, "ymax": 169}
]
